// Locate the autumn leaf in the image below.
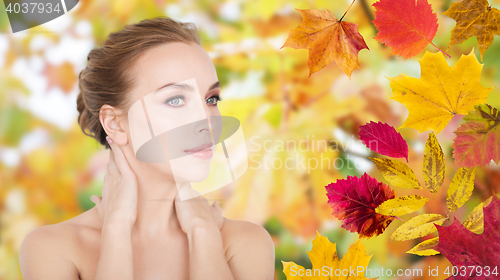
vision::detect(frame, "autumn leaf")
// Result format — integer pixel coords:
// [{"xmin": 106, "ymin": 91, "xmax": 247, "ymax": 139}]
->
[
  {"xmin": 375, "ymin": 195, "xmax": 429, "ymax": 216},
  {"xmin": 389, "ymin": 50, "xmax": 492, "ymax": 134},
  {"xmin": 369, "ymin": 157, "xmax": 421, "ymax": 190},
  {"xmin": 423, "ymin": 132, "xmax": 445, "ymax": 194},
  {"xmin": 435, "ymin": 196, "xmax": 500, "ymax": 276},
  {"xmin": 391, "ymin": 214, "xmax": 447, "ymax": 241},
  {"xmin": 452, "ymin": 104, "xmax": 500, "ymax": 168},
  {"xmin": 282, "ymin": 231, "xmax": 373, "ymax": 279},
  {"xmin": 250, "ymin": 14, "xmax": 303, "ymax": 38},
  {"xmin": 407, "ymin": 237, "xmax": 440, "ymax": 256},
  {"xmin": 325, "ymin": 173, "xmax": 396, "ymax": 238},
  {"xmin": 43, "ymin": 62, "xmax": 78, "ymax": 94},
  {"xmin": 462, "ymin": 195, "xmax": 500, "ymax": 234},
  {"xmin": 361, "ymin": 84, "xmax": 400, "ymax": 124},
  {"xmin": 463, "ymin": 196, "xmax": 493, "ymax": 234},
  {"xmin": 446, "ymin": 167, "xmax": 476, "ymax": 212},
  {"xmin": 281, "ymin": 8, "xmax": 369, "ymax": 78},
  {"xmin": 372, "ymin": 0, "xmax": 443, "ymax": 59},
  {"xmin": 442, "ymin": 0, "xmax": 500, "ymax": 61},
  {"xmin": 359, "ymin": 121, "xmax": 409, "ymax": 161}
]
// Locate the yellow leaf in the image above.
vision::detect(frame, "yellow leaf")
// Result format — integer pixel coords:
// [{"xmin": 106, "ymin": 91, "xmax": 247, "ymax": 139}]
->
[
  {"xmin": 390, "ymin": 214, "xmax": 447, "ymax": 241},
  {"xmin": 282, "ymin": 261, "xmax": 307, "ymax": 279},
  {"xmin": 338, "ymin": 241, "xmax": 371, "ymax": 273},
  {"xmin": 442, "ymin": 0, "xmax": 500, "ymax": 61},
  {"xmin": 407, "ymin": 237, "xmax": 440, "ymax": 256},
  {"xmin": 423, "ymin": 132, "xmax": 445, "ymax": 194},
  {"xmin": 446, "ymin": 167, "xmax": 476, "ymax": 212},
  {"xmin": 282, "ymin": 231, "xmax": 372, "ymax": 279},
  {"xmin": 369, "ymin": 157, "xmax": 422, "ymax": 190},
  {"xmin": 375, "ymin": 195, "xmax": 429, "ymax": 216},
  {"xmin": 388, "ymin": 50, "xmax": 492, "ymax": 134},
  {"xmin": 463, "ymin": 196, "xmax": 494, "ymax": 234},
  {"xmin": 306, "ymin": 231, "xmax": 341, "ymax": 271}
]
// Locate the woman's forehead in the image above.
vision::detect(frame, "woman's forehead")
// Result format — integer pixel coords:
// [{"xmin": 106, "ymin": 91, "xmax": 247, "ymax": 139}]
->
[{"xmin": 131, "ymin": 42, "xmax": 218, "ymax": 98}]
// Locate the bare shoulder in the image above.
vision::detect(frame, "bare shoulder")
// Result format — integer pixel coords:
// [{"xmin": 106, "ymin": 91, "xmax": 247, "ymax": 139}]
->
[
  {"xmin": 21, "ymin": 207, "xmax": 100, "ymax": 249},
  {"xmin": 220, "ymin": 218, "xmax": 275, "ymax": 279},
  {"xmin": 19, "ymin": 208, "xmax": 100, "ymax": 280},
  {"xmin": 220, "ymin": 218, "xmax": 273, "ymax": 246}
]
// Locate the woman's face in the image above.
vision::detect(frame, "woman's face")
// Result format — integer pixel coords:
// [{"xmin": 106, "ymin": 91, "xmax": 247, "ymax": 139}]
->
[{"xmin": 124, "ymin": 42, "xmax": 221, "ymax": 184}]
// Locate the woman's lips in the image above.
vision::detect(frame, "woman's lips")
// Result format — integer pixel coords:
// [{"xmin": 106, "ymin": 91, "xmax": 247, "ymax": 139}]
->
[{"xmin": 184, "ymin": 143, "xmax": 215, "ymax": 160}]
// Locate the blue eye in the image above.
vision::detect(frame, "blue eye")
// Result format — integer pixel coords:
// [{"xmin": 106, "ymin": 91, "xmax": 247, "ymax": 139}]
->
[
  {"xmin": 165, "ymin": 96, "xmax": 185, "ymax": 107},
  {"xmin": 206, "ymin": 95, "xmax": 221, "ymax": 105}
]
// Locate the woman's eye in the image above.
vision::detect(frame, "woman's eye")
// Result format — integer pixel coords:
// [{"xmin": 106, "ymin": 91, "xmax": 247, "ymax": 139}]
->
[
  {"xmin": 165, "ymin": 96, "xmax": 185, "ymax": 107},
  {"xmin": 206, "ymin": 96, "xmax": 221, "ymax": 105}
]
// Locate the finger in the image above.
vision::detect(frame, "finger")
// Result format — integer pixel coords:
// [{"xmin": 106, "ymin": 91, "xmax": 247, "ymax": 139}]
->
[
  {"xmin": 212, "ymin": 200, "xmax": 221, "ymax": 212},
  {"xmin": 91, "ymin": 195, "xmax": 102, "ymax": 207},
  {"xmin": 106, "ymin": 136, "xmax": 133, "ymax": 175}
]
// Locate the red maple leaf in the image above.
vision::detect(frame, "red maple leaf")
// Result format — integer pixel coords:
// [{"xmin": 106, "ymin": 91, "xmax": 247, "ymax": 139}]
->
[
  {"xmin": 325, "ymin": 172, "xmax": 396, "ymax": 238},
  {"xmin": 359, "ymin": 121, "xmax": 409, "ymax": 162},
  {"xmin": 372, "ymin": 0, "xmax": 440, "ymax": 59},
  {"xmin": 435, "ymin": 196, "xmax": 500, "ymax": 279}
]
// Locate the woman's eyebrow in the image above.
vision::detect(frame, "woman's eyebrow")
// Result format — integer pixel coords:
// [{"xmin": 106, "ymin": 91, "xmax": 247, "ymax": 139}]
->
[
  {"xmin": 155, "ymin": 81, "xmax": 220, "ymax": 93},
  {"xmin": 155, "ymin": 82, "xmax": 194, "ymax": 92},
  {"xmin": 209, "ymin": 81, "xmax": 220, "ymax": 91}
]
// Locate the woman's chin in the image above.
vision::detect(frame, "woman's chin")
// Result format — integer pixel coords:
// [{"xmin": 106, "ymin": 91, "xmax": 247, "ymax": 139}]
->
[
  {"xmin": 174, "ymin": 168, "xmax": 211, "ymax": 183},
  {"xmin": 138, "ymin": 158, "xmax": 213, "ymax": 185}
]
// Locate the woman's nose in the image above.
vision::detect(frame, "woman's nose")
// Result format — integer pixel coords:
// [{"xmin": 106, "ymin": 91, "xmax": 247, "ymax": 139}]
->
[{"xmin": 193, "ymin": 118, "xmax": 211, "ymax": 134}]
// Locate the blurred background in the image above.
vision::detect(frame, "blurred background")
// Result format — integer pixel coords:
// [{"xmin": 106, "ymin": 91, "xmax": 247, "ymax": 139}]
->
[{"xmin": 1, "ymin": 0, "xmax": 500, "ymax": 279}]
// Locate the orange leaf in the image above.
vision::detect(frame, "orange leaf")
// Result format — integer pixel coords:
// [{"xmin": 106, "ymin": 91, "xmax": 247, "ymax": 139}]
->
[
  {"xmin": 43, "ymin": 62, "xmax": 77, "ymax": 94},
  {"xmin": 281, "ymin": 8, "xmax": 369, "ymax": 78},
  {"xmin": 442, "ymin": 0, "xmax": 500, "ymax": 61}
]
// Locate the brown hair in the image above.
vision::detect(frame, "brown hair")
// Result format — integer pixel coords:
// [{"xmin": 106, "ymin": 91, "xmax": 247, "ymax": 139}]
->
[{"xmin": 77, "ymin": 17, "xmax": 201, "ymax": 149}]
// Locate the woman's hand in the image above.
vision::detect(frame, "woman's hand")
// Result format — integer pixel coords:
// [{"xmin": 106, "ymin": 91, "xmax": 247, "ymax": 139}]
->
[
  {"xmin": 91, "ymin": 136, "xmax": 138, "ymax": 230},
  {"xmin": 174, "ymin": 186, "xmax": 224, "ymax": 234},
  {"xmin": 176, "ymin": 186, "xmax": 235, "ymax": 280}
]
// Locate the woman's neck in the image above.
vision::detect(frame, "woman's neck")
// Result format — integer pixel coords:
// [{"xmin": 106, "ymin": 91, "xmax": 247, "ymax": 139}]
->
[{"xmin": 131, "ymin": 164, "xmax": 182, "ymax": 240}]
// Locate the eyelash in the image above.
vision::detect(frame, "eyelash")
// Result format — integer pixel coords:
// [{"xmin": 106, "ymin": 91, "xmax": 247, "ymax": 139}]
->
[{"xmin": 206, "ymin": 95, "xmax": 221, "ymax": 106}]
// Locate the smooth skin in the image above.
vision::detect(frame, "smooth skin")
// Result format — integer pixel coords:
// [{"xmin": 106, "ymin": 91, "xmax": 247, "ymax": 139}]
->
[{"xmin": 19, "ymin": 42, "xmax": 275, "ymax": 280}]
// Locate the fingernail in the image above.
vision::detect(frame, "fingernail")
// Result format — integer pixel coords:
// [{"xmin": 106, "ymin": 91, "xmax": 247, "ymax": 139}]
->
[
  {"xmin": 106, "ymin": 136, "xmax": 113, "ymax": 144},
  {"xmin": 214, "ymin": 200, "xmax": 219, "ymax": 208},
  {"xmin": 90, "ymin": 196, "xmax": 96, "ymax": 203}
]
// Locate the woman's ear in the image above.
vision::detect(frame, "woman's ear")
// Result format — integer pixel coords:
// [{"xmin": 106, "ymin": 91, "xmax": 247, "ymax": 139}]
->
[{"xmin": 99, "ymin": 104, "xmax": 128, "ymax": 146}]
